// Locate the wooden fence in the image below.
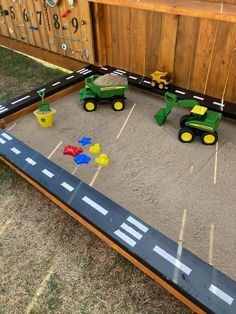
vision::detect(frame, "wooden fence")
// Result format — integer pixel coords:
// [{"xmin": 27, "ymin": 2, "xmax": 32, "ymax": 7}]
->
[{"xmin": 0, "ymin": 0, "xmax": 235, "ymax": 102}]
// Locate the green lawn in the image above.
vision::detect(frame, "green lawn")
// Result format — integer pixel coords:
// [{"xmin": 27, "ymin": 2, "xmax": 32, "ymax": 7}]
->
[{"xmin": 0, "ymin": 46, "xmax": 192, "ymax": 314}]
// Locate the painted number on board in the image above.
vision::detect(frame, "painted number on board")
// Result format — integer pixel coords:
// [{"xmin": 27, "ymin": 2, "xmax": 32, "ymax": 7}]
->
[
  {"xmin": 71, "ymin": 17, "xmax": 78, "ymax": 33},
  {"xmin": 53, "ymin": 13, "xmax": 60, "ymax": 29}
]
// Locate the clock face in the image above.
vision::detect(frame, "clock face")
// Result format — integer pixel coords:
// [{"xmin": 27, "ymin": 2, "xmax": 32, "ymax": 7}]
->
[{"xmin": 46, "ymin": 0, "xmax": 61, "ymax": 7}]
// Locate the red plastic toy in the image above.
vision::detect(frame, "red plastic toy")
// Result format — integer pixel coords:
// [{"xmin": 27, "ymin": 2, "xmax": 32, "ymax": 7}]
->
[
  {"xmin": 63, "ymin": 145, "xmax": 83, "ymax": 157},
  {"xmin": 61, "ymin": 9, "xmax": 71, "ymax": 18}
]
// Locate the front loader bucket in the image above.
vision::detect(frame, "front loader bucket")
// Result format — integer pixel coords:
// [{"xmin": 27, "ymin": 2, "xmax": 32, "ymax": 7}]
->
[{"xmin": 154, "ymin": 108, "xmax": 167, "ymax": 126}]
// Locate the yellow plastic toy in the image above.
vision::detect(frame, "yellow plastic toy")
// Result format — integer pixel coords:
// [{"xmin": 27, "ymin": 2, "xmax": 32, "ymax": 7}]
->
[
  {"xmin": 95, "ymin": 154, "xmax": 110, "ymax": 166},
  {"xmin": 34, "ymin": 89, "xmax": 56, "ymax": 128},
  {"xmin": 150, "ymin": 71, "xmax": 172, "ymax": 89},
  {"xmin": 34, "ymin": 109, "xmax": 56, "ymax": 128},
  {"xmin": 89, "ymin": 143, "xmax": 101, "ymax": 154}
]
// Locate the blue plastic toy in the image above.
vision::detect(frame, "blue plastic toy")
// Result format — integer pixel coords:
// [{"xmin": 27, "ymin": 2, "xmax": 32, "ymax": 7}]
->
[
  {"xmin": 74, "ymin": 154, "xmax": 91, "ymax": 165},
  {"xmin": 78, "ymin": 137, "xmax": 92, "ymax": 146}
]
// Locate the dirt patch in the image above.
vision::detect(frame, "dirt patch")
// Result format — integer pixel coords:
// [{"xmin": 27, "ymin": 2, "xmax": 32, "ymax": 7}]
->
[{"xmin": 0, "ymin": 76, "xmax": 17, "ymax": 86}]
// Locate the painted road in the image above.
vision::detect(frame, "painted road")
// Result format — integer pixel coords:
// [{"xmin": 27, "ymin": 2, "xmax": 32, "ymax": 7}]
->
[{"xmin": 1, "ymin": 129, "xmax": 236, "ymax": 314}]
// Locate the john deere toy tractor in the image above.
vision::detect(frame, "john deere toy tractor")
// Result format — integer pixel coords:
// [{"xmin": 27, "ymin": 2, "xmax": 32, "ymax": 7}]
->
[
  {"xmin": 155, "ymin": 92, "xmax": 222, "ymax": 145},
  {"xmin": 150, "ymin": 71, "xmax": 172, "ymax": 89}
]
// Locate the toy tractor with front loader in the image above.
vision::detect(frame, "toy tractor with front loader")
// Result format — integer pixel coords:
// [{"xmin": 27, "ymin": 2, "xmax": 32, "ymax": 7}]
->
[
  {"xmin": 150, "ymin": 71, "xmax": 172, "ymax": 89},
  {"xmin": 155, "ymin": 92, "xmax": 222, "ymax": 145}
]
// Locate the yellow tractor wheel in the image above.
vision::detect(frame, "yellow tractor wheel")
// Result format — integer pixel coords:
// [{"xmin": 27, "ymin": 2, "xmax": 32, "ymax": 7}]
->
[
  {"xmin": 151, "ymin": 81, "xmax": 156, "ymax": 87},
  {"xmin": 178, "ymin": 128, "xmax": 195, "ymax": 143},
  {"xmin": 201, "ymin": 132, "xmax": 218, "ymax": 145},
  {"xmin": 112, "ymin": 99, "xmax": 125, "ymax": 111},
  {"xmin": 84, "ymin": 100, "xmax": 97, "ymax": 112},
  {"xmin": 158, "ymin": 83, "xmax": 164, "ymax": 89}
]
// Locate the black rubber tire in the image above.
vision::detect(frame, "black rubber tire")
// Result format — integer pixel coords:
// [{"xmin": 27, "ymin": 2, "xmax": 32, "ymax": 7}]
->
[
  {"xmin": 83, "ymin": 99, "xmax": 97, "ymax": 112},
  {"xmin": 200, "ymin": 131, "xmax": 218, "ymax": 145},
  {"xmin": 180, "ymin": 114, "xmax": 192, "ymax": 128},
  {"xmin": 178, "ymin": 127, "xmax": 195, "ymax": 143},
  {"xmin": 112, "ymin": 99, "xmax": 125, "ymax": 111}
]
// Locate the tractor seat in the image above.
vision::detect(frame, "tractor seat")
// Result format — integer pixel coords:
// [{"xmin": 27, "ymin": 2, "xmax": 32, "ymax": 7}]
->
[{"xmin": 191, "ymin": 105, "xmax": 208, "ymax": 116}]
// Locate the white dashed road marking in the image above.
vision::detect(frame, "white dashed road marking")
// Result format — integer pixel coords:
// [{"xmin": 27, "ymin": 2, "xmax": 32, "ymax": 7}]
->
[
  {"xmin": 113, "ymin": 71, "xmax": 123, "ymax": 76},
  {"xmin": 66, "ymin": 75, "xmax": 75, "ymax": 80},
  {"xmin": 127, "ymin": 216, "xmax": 149, "ymax": 233},
  {"xmin": 25, "ymin": 158, "xmax": 37, "ymax": 166},
  {"xmin": 0, "ymin": 138, "xmax": 6, "ymax": 144},
  {"xmin": 61, "ymin": 182, "xmax": 74, "ymax": 192},
  {"xmin": 11, "ymin": 95, "xmax": 30, "ymax": 105},
  {"xmin": 11, "ymin": 147, "xmax": 21, "ymax": 155},
  {"xmin": 0, "ymin": 108, "xmax": 8, "ymax": 113},
  {"xmin": 143, "ymin": 80, "xmax": 151, "ymax": 84},
  {"xmin": 101, "ymin": 67, "xmax": 108, "ymax": 71},
  {"xmin": 52, "ymin": 82, "xmax": 61, "ymax": 87},
  {"xmin": 193, "ymin": 96, "xmax": 204, "ymax": 101},
  {"xmin": 209, "ymin": 284, "xmax": 234, "ymax": 305},
  {"xmin": 42, "ymin": 169, "xmax": 54, "ymax": 178},
  {"xmin": 114, "ymin": 229, "xmax": 137, "ymax": 247},
  {"xmin": 82, "ymin": 69, "xmax": 92, "ymax": 75},
  {"xmin": 116, "ymin": 69, "xmax": 126, "ymax": 74},
  {"xmin": 82, "ymin": 196, "xmax": 108, "ymax": 215},
  {"xmin": 1, "ymin": 133, "xmax": 12, "ymax": 140},
  {"xmin": 153, "ymin": 245, "xmax": 192, "ymax": 275},
  {"xmin": 128, "ymin": 75, "xmax": 138, "ymax": 80},
  {"xmin": 120, "ymin": 223, "xmax": 143, "ymax": 240},
  {"xmin": 213, "ymin": 101, "xmax": 225, "ymax": 107},
  {"xmin": 175, "ymin": 90, "xmax": 186, "ymax": 95}
]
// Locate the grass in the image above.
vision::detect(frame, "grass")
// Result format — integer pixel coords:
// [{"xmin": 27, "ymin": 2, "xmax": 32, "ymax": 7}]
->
[{"xmin": 0, "ymin": 46, "xmax": 192, "ymax": 314}]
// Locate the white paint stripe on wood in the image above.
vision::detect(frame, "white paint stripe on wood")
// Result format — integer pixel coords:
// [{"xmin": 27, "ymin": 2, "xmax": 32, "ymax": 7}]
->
[
  {"xmin": 209, "ymin": 284, "xmax": 233, "ymax": 305},
  {"xmin": 1, "ymin": 133, "xmax": 12, "ymax": 140},
  {"xmin": 11, "ymin": 95, "xmax": 30, "ymax": 105},
  {"xmin": 25, "ymin": 158, "xmax": 37, "ymax": 166},
  {"xmin": 11, "ymin": 147, "xmax": 21, "ymax": 155},
  {"xmin": 42, "ymin": 169, "xmax": 54, "ymax": 178},
  {"xmin": 175, "ymin": 90, "xmax": 186, "ymax": 95},
  {"xmin": 82, "ymin": 196, "xmax": 108, "ymax": 215},
  {"xmin": 120, "ymin": 223, "xmax": 143, "ymax": 240},
  {"xmin": 153, "ymin": 245, "xmax": 192, "ymax": 275},
  {"xmin": 114, "ymin": 230, "xmax": 136, "ymax": 247},
  {"xmin": 127, "ymin": 216, "xmax": 149, "ymax": 233},
  {"xmin": 61, "ymin": 182, "xmax": 74, "ymax": 192}
]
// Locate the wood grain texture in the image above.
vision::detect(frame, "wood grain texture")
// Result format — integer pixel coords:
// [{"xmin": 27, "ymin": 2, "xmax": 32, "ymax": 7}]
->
[
  {"xmin": 130, "ymin": 8, "xmax": 147, "ymax": 75},
  {"xmin": 173, "ymin": 16, "xmax": 200, "ymax": 88},
  {"xmin": 205, "ymin": 21, "xmax": 236, "ymax": 99},
  {"xmin": 189, "ymin": 18, "xmax": 218, "ymax": 93},
  {"xmin": 224, "ymin": 45, "xmax": 236, "ymax": 102},
  {"xmin": 89, "ymin": 0, "xmax": 236, "ymax": 22},
  {"xmin": 158, "ymin": 13, "xmax": 178, "ymax": 74},
  {"xmin": 144, "ymin": 11, "xmax": 162, "ymax": 75}
]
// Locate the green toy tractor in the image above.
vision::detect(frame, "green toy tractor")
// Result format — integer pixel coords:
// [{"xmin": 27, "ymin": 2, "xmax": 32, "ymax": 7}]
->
[{"xmin": 155, "ymin": 92, "xmax": 222, "ymax": 145}]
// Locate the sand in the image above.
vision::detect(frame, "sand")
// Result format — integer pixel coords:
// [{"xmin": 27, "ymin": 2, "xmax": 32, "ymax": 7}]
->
[{"xmin": 7, "ymin": 87, "xmax": 236, "ymax": 281}]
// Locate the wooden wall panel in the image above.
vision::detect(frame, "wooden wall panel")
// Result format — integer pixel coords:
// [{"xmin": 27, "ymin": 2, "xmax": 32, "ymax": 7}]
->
[
  {"xmin": 145, "ymin": 11, "xmax": 162, "ymax": 75},
  {"xmin": 205, "ymin": 22, "xmax": 236, "ymax": 99},
  {"xmin": 130, "ymin": 9, "xmax": 147, "ymax": 74},
  {"xmin": 0, "ymin": 0, "xmax": 95, "ymax": 63},
  {"xmin": 224, "ymin": 47, "xmax": 236, "ymax": 102},
  {"xmin": 93, "ymin": 4, "xmax": 235, "ymax": 102},
  {"xmin": 189, "ymin": 18, "xmax": 218, "ymax": 94},
  {"xmin": 158, "ymin": 14, "xmax": 178, "ymax": 74},
  {"xmin": 173, "ymin": 16, "xmax": 200, "ymax": 88}
]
